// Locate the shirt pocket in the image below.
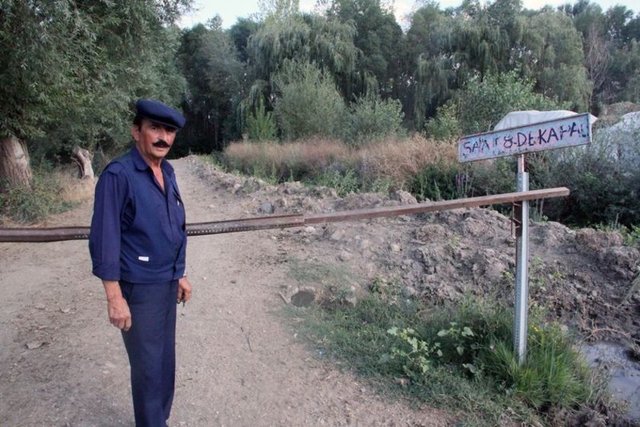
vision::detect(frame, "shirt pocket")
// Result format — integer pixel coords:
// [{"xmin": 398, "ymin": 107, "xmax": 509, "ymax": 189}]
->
[{"xmin": 171, "ymin": 187, "xmax": 186, "ymax": 230}]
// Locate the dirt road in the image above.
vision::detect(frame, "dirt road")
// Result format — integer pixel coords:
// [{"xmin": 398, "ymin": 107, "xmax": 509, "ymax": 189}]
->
[{"xmin": 0, "ymin": 157, "xmax": 449, "ymax": 426}]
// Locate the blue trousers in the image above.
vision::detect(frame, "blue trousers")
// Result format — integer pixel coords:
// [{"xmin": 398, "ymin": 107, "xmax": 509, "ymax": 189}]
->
[{"xmin": 120, "ymin": 280, "xmax": 178, "ymax": 427}]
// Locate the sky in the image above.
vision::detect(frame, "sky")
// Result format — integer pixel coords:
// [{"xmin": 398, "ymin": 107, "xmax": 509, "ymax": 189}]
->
[{"xmin": 178, "ymin": 0, "xmax": 638, "ymax": 29}]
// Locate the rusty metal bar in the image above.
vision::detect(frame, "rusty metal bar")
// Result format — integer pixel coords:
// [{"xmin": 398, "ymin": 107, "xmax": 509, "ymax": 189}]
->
[
  {"xmin": 0, "ymin": 187, "xmax": 569, "ymax": 243},
  {"xmin": 305, "ymin": 187, "xmax": 568, "ymax": 225}
]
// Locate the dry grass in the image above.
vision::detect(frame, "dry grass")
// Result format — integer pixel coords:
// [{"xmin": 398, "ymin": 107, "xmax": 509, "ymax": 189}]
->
[
  {"xmin": 223, "ymin": 134, "xmax": 459, "ymax": 189},
  {"xmin": 356, "ymin": 135, "xmax": 459, "ymax": 188},
  {"xmin": 55, "ymin": 169, "xmax": 96, "ymax": 203},
  {"xmin": 224, "ymin": 137, "xmax": 353, "ymax": 181}
]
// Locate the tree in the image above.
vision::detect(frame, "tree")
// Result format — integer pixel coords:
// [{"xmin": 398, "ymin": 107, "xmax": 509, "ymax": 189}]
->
[
  {"xmin": 403, "ymin": 3, "xmax": 458, "ymax": 128},
  {"xmin": 178, "ymin": 21, "xmax": 243, "ymax": 152},
  {"xmin": 228, "ymin": 18, "xmax": 261, "ymax": 63},
  {"xmin": 0, "ymin": 0, "xmax": 190, "ymax": 189},
  {"xmin": 323, "ymin": 0, "xmax": 403, "ymax": 99},
  {"xmin": 242, "ymin": 8, "xmax": 358, "ymax": 137},
  {"xmin": 519, "ymin": 10, "xmax": 591, "ymax": 111}
]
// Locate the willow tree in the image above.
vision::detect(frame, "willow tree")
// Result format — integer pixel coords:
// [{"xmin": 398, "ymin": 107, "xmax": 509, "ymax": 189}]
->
[
  {"xmin": 404, "ymin": 3, "xmax": 458, "ymax": 129},
  {"xmin": 243, "ymin": 6, "xmax": 359, "ymax": 126},
  {"xmin": 519, "ymin": 9, "xmax": 591, "ymax": 111},
  {"xmin": 322, "ymin": 0, "xmax": 403, "ymax": 99}
]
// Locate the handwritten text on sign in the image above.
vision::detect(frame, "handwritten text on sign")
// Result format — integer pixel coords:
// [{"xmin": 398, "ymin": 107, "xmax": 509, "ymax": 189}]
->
[{"xmin": 458, "ymin": 113, "xmax": 592, "ymax": 163}]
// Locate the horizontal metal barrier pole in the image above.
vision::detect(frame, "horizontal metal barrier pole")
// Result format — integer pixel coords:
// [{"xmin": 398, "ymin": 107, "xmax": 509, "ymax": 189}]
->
[{"xmin": 0, "ymin": 187, "xmax": 569, "ymax": 243}]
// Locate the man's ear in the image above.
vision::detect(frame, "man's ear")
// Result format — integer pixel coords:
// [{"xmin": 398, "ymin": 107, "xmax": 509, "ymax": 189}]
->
[{"xmin": 131, "ymin": 125, "xmax": 140, "ymax": 143}]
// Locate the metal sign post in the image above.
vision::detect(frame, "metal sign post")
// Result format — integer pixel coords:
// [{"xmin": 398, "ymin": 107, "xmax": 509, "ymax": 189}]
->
[
  {"xmin": 459, "ymin": 112, "xmax": 594, "ymax": 364},
  {"xmin": 514, "ymin": 155, "xmax": 530, "ymax": 364}
]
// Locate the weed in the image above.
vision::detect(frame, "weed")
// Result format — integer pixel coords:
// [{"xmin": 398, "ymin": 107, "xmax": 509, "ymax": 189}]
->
[
  {"xmin": 0, "ymin": 171, "xmax": 74, "ymax": 223},
  {"xmin": 312, "ymin": 169, "xmax": 360, "ymax": 196},
  {"xmin": 290, "ymin": 291, "xmax": 614, "ymax": 425}
]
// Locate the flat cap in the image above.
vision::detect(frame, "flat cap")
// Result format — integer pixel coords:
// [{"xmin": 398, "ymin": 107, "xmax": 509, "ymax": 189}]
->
[{"xmin": 135, "ymin": 99, "xmax": 186, "ymax": 130}]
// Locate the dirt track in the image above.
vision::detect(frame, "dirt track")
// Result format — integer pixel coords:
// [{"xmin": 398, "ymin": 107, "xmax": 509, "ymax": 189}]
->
[{"xmin": 0, "ymin": 157, "xmax": 451, "ymax": 426}]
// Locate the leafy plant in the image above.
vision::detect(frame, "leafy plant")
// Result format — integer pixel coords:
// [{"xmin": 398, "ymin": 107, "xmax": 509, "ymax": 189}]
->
[
  {"xmin": 292, "ymin": 291, "xmax": 616, "ymax": 425},
  {"xmin": 312, "ymin": 168, "xmax": 360, "ymax": 196},
  {"xmin": 272, "ymin": 61, "xmax": 348, "ymax": 140},
  {"xmin": 388, "ymin": 327, "xmax": 442, "ymax": 377},
  {"xmin": 346, "ymin": 94, "xmax": 405, "ymax": 146},
  {"xmin": 246, "ymin": 97, "xmax": 277, "ymax": 141}
]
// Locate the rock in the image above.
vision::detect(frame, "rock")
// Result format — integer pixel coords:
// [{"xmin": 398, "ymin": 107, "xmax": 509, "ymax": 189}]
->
[
  {"xmin": 26, "ymin": 341, "xmax": 45, "ymax": 350},
  {"xmin": 258, "ymin": 202, "xmax": 275, "ymax": 214},
  {"xmin": 401, "ymin": 286, "xmax": 418, "ymax": 298},
  {"xmin": 356, "ymin": 238, "xmax": 371, "ymax": 250},
  {"xmin": 329, "ymin": 229, "xmax": 345, "ymax": 241},
  {"xmin": 390, "ymin": 190, "xmax": 417, "ymax": 205},
  {"xmin": 390, "ymin": 243, "xmax": 401, "ymax": 252},
  {"xmin": 290, "ymin": 288, "xmax": 316, "ymax": 307}
]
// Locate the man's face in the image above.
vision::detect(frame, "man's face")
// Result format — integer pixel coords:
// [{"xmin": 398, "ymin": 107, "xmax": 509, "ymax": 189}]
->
[{"xmin": 131, "ymin": 118, "xmax": 178, "ymax": 164}]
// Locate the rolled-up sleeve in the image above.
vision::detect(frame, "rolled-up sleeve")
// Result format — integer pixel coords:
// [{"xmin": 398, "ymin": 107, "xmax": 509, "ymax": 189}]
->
[{"xmin": 89, "ymin": 165, "xmax": 129, "ymax": 281}]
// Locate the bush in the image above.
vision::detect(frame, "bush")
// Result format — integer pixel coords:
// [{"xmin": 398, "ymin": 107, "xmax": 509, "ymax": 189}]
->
[
  {"xmin": 356, "ymin": 135, "xmax": 458, "ymax": 190},
  {"xmin": 530, "ymin": 126, "xmax": 640, "ymax": 227},
  {"xmin": 453, "ymin": 71, "xmax": 566, "ymax": 135},
  {"xmin": 311, "ymin": 168, "xmax": 360, "ymax": 196},
  {"xmin": 410, "ymin": 162, "xmax": 465, "ymax": 201},
  {"xmin": 272, "ymin": 61, "xmax": 347, "ymax": 140},
  {"xmin": 346, "ymin": 95, "xmax": 405, "ymax": 146},
  {"xmin": 246, "ymin": 97, "xmax": 277, "ymax": 141},
  {"xmin": 424, "ymin": 102, "xmax": 461, "ymax": 140}
]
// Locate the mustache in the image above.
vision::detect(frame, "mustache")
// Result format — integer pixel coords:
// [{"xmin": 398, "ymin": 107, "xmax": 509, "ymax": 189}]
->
[{"xmin": 152, "ymin": 139, "xmax": 171, "ymax": 148}]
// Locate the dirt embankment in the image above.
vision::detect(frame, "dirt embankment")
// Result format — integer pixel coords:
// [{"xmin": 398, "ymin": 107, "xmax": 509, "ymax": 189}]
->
[{"xmin": 1, "ymin": 155, "xmax": 638, "ymax": 426}]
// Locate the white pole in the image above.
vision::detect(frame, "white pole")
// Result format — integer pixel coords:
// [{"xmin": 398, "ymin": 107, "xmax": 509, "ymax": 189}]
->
[{"xmin": 514, "ymin": 154, "xmax": 530, "ymax": 365}]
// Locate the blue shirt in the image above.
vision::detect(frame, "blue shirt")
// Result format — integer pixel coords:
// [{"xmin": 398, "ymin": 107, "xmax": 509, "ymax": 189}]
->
[{"xmin": 89, "ymin": 147, "xmax": 187, "ymax": 284}]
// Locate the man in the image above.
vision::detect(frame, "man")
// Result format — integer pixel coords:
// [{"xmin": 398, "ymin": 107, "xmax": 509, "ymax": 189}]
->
[{"xmin": 89, "ymin": 99, "xmax": 193, "ymax": 427}]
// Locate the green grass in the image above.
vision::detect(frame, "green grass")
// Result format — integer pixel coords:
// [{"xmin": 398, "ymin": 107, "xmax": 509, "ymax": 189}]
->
[{"xmin": 287, "ymin": 288, "xmax": 615, "ymax": 426}]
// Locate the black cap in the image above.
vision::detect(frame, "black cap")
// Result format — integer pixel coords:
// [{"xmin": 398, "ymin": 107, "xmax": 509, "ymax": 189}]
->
[{"xmin": 135, "ymin": 99, "xmax": 186, "ymax": 130}]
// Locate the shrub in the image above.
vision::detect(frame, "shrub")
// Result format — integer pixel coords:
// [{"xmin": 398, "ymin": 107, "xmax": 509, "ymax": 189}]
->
[
  {"xmin": 410, "ymin": 162, "xmax": 464, "ymax": 201},
  {"xmin": 272, "ymin": 61, "xmax": 347, "ymax": 140},
  {"xmin": 346, "ymin": 95, "xmax": 405, "ymax": 146},
  {"xmin": 311, "ymin": 168, "xmax": 360, "ymax": 196},
  {"xmin": 424, "ymin": 102, "xmax": 461, "ymax": 140},
  {"xmin": 453, "ymin": 71, "xmax": 566, "ymax": 135},
  {"xmin": 532, "ymin": 126, "xmax": 640, "ymax": 227},
  {"xmin": 246, "ymin": 97, "xmax": 277, "ymax": 141}
]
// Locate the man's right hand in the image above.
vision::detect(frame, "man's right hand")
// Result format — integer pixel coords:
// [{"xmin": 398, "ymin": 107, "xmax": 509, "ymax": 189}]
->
[{"xmin": 103, "ymin": 281, "xmax": 132, "ymax": 331}]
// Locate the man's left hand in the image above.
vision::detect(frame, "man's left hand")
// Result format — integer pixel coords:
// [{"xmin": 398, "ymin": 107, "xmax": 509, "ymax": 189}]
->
[{"xmin": 177, "ymin": 276, "xmax": 192, "ymax": 304}]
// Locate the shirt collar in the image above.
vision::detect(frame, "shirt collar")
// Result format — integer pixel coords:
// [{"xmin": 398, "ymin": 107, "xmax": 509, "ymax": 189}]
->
[{"xmin": 131, "ymin": 146, "xmax": 174, "ymax": 176}]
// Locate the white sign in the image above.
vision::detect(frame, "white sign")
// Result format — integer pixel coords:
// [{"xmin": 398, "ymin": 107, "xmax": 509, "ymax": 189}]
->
[{"xmin": 458, "ymin": 113, "xmax": 593, "ymax": 162}]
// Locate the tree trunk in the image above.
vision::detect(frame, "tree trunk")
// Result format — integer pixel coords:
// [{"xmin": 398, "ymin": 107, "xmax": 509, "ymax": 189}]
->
[
  {"xmin": 72, "ymin": 146, "xmax": 94, "ymax": 180},
  {"xmin": 0, "ymin": 136, "xmax": 32, "ymax": 190}
]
